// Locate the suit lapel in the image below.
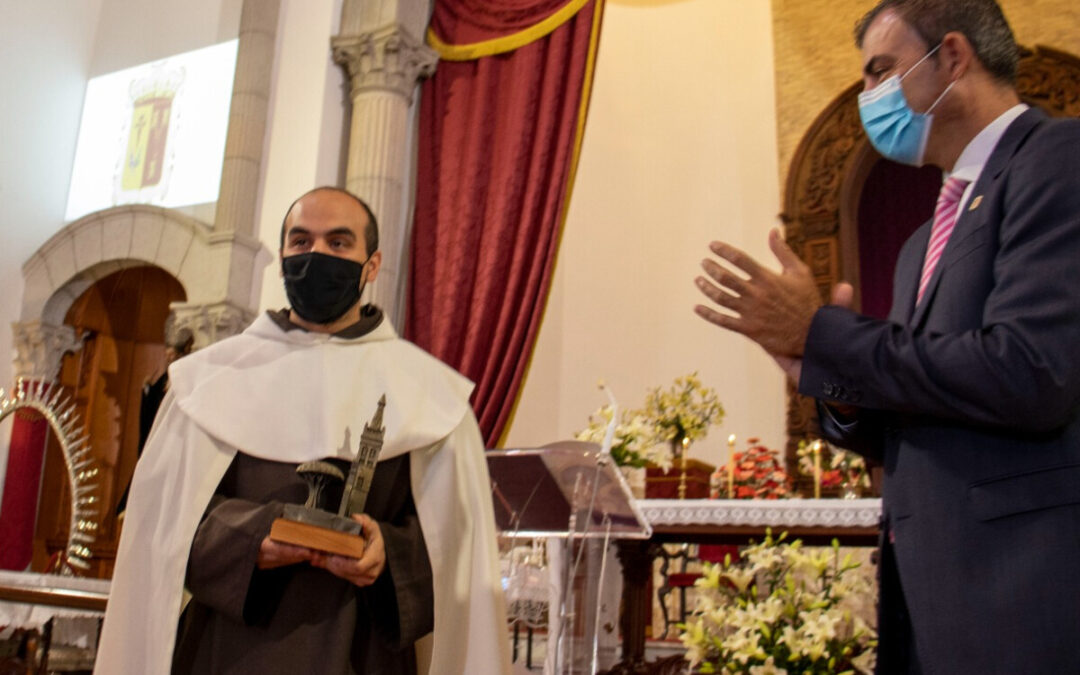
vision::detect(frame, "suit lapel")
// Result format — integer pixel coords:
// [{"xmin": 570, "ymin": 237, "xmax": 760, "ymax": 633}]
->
[
  {"xmin": 892, "ymin": 221, "xmax": 929, "ymax": 325},
  {"xmin": 908, "ymin": 108, "xmax": 1046, "ymax": 329}
]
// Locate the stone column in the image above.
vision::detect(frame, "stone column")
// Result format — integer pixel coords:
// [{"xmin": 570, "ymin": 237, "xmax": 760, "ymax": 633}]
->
[
  {"xmin": 170, "ymin": 301, "xmax": 257, "ymax": 348},
  {"xmin": 11, "ymin": 320, "xmax": 81, "ymax": 383},
  {"xmin": 332, "ymin": 0, "xmax": 438, "ymax": 325},
  {"xmin": 209, "ymin": 0, "xmax": 281, "ymax": 333},
  {"xmin": 215, "ymin": 0, "xmax": 281, "ymax": 239}
]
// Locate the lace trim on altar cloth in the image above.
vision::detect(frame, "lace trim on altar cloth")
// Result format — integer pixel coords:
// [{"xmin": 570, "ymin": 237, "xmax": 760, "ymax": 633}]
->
[{"xmin": 638, "ymin": 498, "xmax": 881, "ymax": 529}]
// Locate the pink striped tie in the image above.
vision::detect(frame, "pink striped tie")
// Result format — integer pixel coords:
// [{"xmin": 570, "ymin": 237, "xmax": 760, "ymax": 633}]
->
[{"xmin": 917, "ymin": 176, "xmax": 970, "ymax": 304}]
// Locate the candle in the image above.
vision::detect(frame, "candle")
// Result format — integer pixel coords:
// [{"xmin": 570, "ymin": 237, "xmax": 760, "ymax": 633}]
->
[
  {"xmin": 727, "ymin": 434, "xmax": 736, "ymax": 498},
  {"xmin": 812, "ymin": 440, "xmax": 823, "ymax": 499},
  {"xmin": 678, "ymin": 436, "xmax": 690, "ymax": 499}
]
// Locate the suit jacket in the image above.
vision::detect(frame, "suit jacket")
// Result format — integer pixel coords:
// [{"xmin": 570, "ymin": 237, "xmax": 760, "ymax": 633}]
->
[{"xmin": 801, "ymin": 108, "xmax": 1080, "ymax": 674}]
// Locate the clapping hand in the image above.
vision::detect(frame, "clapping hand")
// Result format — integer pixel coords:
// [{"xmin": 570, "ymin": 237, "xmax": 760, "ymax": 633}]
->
[{"xmin": 694, "ymin": 229, "xmax": 853, "ymax": 382}]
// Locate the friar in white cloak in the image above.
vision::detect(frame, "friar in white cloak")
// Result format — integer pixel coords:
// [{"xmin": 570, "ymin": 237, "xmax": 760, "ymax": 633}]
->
[{"xmin": 95, "ymin": 187, "xmax": 511, "ymax": 674}]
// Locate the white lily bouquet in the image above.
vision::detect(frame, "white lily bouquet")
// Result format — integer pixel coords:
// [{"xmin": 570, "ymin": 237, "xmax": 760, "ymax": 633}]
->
[
  {"xmin": 575, "ymin": 405, "xmax": 671, "ymax": 471},
  {"xmin": 575, "ymin": 373, "xmax": 723, "ymax": 471},
  {"xmin": 680, "ymin": 531, "xmax": 877, "ymax": 675},
  {"xmin": 640, "ymin": 372, "xmax": 724, "ymax": 445}
]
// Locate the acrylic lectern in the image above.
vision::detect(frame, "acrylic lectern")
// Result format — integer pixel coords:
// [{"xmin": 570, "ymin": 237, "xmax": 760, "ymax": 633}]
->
[{"xmin": 488, "ymin": 441, "xmax": 651, "ymax": 675}]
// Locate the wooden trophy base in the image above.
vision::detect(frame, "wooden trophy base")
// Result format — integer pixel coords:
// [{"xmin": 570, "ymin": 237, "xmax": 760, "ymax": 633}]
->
[
  {"xmin": 270, "ymin": 518, "xmax": 366, "ymax": 558},
  {"xmin": 270, "ymin": 504, "xmax": 365, "ymax": 558}
]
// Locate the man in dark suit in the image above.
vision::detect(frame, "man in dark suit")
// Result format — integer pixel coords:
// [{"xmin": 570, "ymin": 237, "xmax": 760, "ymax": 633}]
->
[{"xmin": 694, "ymin": 1, "xmax": 1080, "ymax": 672}]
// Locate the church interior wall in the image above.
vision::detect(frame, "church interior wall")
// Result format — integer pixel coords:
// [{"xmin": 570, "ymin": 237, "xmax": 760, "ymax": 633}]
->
[
  {"xmin": 6, "ymin": 0, "xmax": 1075, "ymax": 505},
  {"xmin": 254, "ymin": 0, "xmax": 348, "ymax": 315},
  {"xmin": 0, "ymin": 1, "xmax": 106, "ymax": 493},
  {"xmin": 772, "ymin": 0, "xmax": 1080, "ymax": 193},
  {"xmin": 0, "ymin": 0, "xmax": 244, "ymax": 490},
  {"xmin": 89, "ymin": 0, "xmax": 243, "ymax": 227},
  {"xmin": 88, "ymin": 0, "xmax": 241, "ymax": 77},
  {"xmin": 502, "ymin": 0, "xmax": 788, "ymax": 469},
  {"xmin": 0, "ymin": 0, "xmax": 351, "ymax": 503},
  {"xmin": 1003, "ymin": 0, "xmax": 1080, "ymax": 57}
]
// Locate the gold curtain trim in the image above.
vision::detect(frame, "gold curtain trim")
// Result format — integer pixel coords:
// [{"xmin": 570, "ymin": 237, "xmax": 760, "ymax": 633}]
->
[
  {"xmin": 427, "ymin": 0, "xmax": 592, "ymax": 61},
  {"xmin": 496, "ymin": 0, "xmax": 604, "ymax": 447}
]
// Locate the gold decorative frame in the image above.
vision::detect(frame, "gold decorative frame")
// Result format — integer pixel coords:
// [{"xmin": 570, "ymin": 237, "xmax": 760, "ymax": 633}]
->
[
  {"xmin": 780, "ymin": 45, "xmax": 1080, "ymax": 478},
  {"xmin": 0, "ymin": 381, "xmax": 98, "ymax": 573}
]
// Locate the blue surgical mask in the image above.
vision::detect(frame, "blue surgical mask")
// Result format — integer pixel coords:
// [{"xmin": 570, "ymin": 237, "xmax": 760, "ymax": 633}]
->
[{"xmin": 858, "ymin": 44, "xmax": 955, "ymax": 166}]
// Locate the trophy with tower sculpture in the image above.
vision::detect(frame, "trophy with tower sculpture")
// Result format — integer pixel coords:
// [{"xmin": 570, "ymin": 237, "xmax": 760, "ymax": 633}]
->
[{"xmin": 269, "ymin": 395, "xmax": 387, "ymax": 558}]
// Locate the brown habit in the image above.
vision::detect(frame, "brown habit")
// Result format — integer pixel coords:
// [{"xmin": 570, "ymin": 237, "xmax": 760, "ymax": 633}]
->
[{"xmin": 171, "ymin": 450, "xmax": 434, "ymax": 674}]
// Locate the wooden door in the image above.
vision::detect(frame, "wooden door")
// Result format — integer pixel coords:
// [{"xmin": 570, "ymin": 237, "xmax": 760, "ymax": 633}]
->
[{"xmin": 33, "ymin": 266, "xmax": 185, "ymax": 578}]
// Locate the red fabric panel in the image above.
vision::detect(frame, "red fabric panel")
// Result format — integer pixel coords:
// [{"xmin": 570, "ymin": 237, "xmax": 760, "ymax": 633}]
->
[
  {"xmin": 667, "ymin": 572, "xmax": 702, "ymax": 588},
  {"xmin": 431, "ymin": 0, "xmax": 579, "ymax": 43},
  {"xmin": 856, "ymin": 161, "xmax": 939, "ymax": 319},
  {"xmin": 0, "ymin": 381, "xmax": 51, "ymax": 570},
  {"xmin": 408, "ymin": 2, "xmax": 599, "ymax": 446},
  {"xmin": 698, "ymin": 544, "xmax": 739, "ymax": 564}
]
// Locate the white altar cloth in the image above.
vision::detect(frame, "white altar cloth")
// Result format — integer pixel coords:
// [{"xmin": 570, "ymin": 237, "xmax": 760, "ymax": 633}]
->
[{"xmin": 638, "ymin": 498, "xmax": 882, "ymax": 529}]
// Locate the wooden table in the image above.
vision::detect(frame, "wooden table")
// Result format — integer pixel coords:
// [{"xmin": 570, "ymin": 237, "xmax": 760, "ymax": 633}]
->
[
  {"xmin": 0, "ymin": 570, "xmax": 110, "ymax": 614},
  {"xmin": 603, "ymin": 498, "xmax": 881, "ymax": 675}
]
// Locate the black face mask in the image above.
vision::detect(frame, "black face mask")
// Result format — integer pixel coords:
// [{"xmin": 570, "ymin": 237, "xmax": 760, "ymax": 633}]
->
[{"xmin": 282, "ymin": 252, "xmax": 368, "ymax": 325}]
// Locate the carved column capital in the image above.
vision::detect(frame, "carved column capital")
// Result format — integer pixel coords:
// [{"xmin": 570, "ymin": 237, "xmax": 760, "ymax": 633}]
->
[
  {"xmin": 11, "ymin": 320, "xmax": 82, "ymax": 383},
  {"xmin": 170, "ymin": 302, "xmax": 256, "ymax": 348},
  {"xmin": 332, "ymin": 25, "xmax": 438, "ymax": 103}
]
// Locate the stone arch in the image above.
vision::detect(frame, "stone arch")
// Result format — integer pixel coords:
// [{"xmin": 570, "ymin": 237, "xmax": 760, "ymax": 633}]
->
[
  {"xmin": 781, "ymin": 44, "xmax": 1080, "ymax": 469},
  {"xmin": 21, "ymin": 205, "xmax": 216, "ymax": 325},
  {"xmin": 17, "ymin": 202, "xmax": 269, "ymax": 370}
]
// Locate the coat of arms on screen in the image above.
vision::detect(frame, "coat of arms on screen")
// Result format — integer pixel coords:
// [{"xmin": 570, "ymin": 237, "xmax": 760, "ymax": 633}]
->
[{"xmin": 113, "ymin": 64, "xmax": 185, "ymax": 205}]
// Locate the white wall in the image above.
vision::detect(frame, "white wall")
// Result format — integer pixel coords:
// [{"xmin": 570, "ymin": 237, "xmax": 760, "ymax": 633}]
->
[
  {"xmin": 0, "ymin": 0, "xmax": 105, "ymax": 495},
  {"xmin": 503, "ymin": 0, "xmax": 788, "ymax": 470},
  {"xmin": 255, "ymin": 0, "xmax": 348, "ymax": 313},
  {"xmin": 0, "ymin": 0, "xmax": 349, "ymax": 505},
  {"xmin": 89, "ymin": 0, "xmax": 242, "ymax": 76}
]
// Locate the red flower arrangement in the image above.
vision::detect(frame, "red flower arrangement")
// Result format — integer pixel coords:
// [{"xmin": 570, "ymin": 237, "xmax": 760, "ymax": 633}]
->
[
  {"xmin": 796, "ymin": 439, "xmax": 872, "ymax": 496},
  {"xmin": 712, "ymin": 438, "xmax": 791, "ymax": 500},
  {"xmin": 818, "ymin": 468, "xmax": 845, "ymax": 489}
]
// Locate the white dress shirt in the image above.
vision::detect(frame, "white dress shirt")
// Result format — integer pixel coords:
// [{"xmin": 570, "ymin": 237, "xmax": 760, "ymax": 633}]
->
[{"xmin": 948, "ymin": 103, "xmax": 1029, "ymax": 212}]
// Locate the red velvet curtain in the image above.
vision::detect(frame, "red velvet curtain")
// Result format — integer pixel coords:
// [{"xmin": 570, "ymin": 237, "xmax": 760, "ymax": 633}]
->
[
  {"xmin": 407, "ymin": 0, "xmax": 604, "ymax": 445},
  {"xmin": 0, "ymin": 381, "xmax": 52, "ymax": 570}
]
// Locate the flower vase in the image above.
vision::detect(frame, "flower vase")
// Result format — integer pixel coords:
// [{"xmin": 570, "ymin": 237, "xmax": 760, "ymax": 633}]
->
[{"xmin": 671, "ymin": 436, "xmax": 690, "ymax": 499}]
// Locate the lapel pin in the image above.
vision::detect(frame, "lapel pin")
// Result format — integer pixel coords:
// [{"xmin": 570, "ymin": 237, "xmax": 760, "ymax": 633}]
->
[{"xmin": 968, "ymin": 195, "xmax": 983, "ymax": 211}]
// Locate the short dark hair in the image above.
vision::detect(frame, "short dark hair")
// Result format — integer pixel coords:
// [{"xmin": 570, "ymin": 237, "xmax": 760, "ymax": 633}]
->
[
  {"xmin": 854, "ymin": 0, "xmax": 1018, "ymax": 86},
  {"xmin": 279, "ymin": 187, "xmax": 379, "ymax": 255}
]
